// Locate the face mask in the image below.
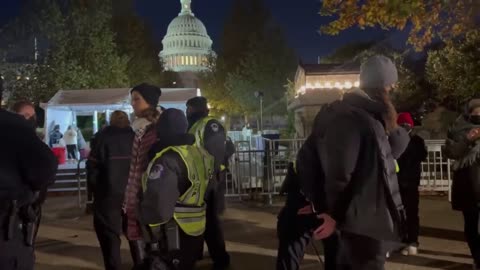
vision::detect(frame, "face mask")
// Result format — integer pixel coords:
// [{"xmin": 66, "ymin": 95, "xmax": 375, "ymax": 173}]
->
[
  {"xmin": 470, "ymin": 115, "xmax": 480, "ymax": 125},
  {"xmin": 27, "ymin": 116, "xmax": 37, "ymax": 130}
]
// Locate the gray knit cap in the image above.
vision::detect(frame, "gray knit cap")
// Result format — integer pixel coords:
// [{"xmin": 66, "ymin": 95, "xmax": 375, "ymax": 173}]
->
[{"xmin": 360, "ymin": 55, "xmax": 398, "ymax": 89}]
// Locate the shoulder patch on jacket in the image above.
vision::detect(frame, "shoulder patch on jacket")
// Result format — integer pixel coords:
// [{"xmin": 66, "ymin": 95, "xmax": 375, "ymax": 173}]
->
[
  {"xmin": 210, "ymin": 122, "xmax": 220, "ymax": 133},
  {"xmin": 148, "ymin": 164, "xmax": 164, "ymax": 180}
]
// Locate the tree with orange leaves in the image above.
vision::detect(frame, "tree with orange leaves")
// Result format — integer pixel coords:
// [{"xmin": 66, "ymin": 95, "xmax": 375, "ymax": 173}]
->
[{"xmin": 319, "ymin": 0, "xmax": 479, "ymax": 51}]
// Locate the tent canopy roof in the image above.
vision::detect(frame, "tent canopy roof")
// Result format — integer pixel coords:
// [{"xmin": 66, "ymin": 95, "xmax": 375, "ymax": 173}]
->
[{"xmin": 45, "ymin": 88, "xmax": 199, "ymax": 111}]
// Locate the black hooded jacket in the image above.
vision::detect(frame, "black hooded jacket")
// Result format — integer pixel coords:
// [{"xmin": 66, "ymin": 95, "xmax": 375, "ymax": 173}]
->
[
  {"xmin": 313, "ymin": 90, "xmax": 409, "ymax": 241},
  {"xmin": 397, "ymin": 134, "xmax": 428, "ymax": 189}
]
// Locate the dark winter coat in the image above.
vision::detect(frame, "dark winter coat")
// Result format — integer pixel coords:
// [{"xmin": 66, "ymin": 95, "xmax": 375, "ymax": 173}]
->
[
  {"xmin": 314, "ymin": 90, "xmax": 410, "ymax": 242},
  {"xmin": 295, "ymin": 134, "xmax": 328, "ymax": 214},
  {"xmin": 397, "ymin": 134, "xmax": 428, "ymax": 189},
  {"xmin": 49, "ymin": 130, "xmax": 63, "ymax": 147},
  {"xmin": 445, "ymin": 116, "xmax": 480, "ymax": 211},
  {"xmin": 87, "ymin": 126, "xmax": 134, "ymax": 233},
  {"xmin": 0, "ymin": 109, "xmax": 57, "ymax": 206}
]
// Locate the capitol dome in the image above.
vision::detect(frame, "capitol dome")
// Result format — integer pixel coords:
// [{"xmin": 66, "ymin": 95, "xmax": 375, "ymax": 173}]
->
[{"xmin": 160, "ymin": 0, "xmax": 215, "ymax": 72}]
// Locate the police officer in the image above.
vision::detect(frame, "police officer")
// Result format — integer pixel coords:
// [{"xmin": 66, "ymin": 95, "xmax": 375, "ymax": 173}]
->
[
  {"xmin": 186, "ymin": 97, "xmax": 230, "ymax": 269},
  {"xmin": 140, "ymin": 108, "xmax": 213, "ymax": 270},
  {"xmin": 0, "ymin": 77, "xmax": 58, "ymax": 269},
  {"xmin": 11, "ymin": 100, "xmax": 47, "ymax": 247}
]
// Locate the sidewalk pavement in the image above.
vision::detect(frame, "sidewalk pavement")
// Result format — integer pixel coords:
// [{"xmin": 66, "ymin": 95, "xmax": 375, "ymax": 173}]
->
[{"xmin": 35, "ymin": 196, "xmax": 473, "ymax": 270}]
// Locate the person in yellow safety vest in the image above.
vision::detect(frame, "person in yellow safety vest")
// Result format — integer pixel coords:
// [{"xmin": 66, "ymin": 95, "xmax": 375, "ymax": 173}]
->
[
  {"xmin": 139, "ymin": 108, "xmax": 214, "ymax": 270},
  {"xmin": 186, "ymin": 97, "xmax": 230, "ymax": 269}
]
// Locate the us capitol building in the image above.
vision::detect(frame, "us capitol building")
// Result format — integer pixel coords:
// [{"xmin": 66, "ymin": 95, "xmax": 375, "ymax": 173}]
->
[{"xmin": 159, "ymin": 0, "xmax": 215, "ymax": 73}]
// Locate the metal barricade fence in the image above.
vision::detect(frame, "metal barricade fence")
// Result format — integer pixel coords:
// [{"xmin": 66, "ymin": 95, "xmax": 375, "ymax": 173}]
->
[
  {"xmin": 228, "ymin": 138, "xmax": 452, "ymax": 204},
  {"xmin": 420, "ymin": 140, "xmax": 451, "ymax": 198},
  {"xmin": 227, "ymin": 138, "xmax": 305, "ymax": 204}
]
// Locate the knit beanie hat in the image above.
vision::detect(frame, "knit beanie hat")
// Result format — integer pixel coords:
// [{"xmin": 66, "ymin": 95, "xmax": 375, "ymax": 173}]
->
[
  {"xmin": 131, "ymin": 83, "xmax": 162, "ymax": 108},
  {"xmin": 186, "ymin": 96, "xmax": 208, "ymax": 111},
  {"xmin": 397, "ymin": 112, "xmax": 414, "ymax": 127},
  {"xmin": 156, "ymin": 108, "xmax": 188, "ymax": 139},
  {"xmin": 360, "ymin": 55, "xmax": 398, "ymax": 89}
]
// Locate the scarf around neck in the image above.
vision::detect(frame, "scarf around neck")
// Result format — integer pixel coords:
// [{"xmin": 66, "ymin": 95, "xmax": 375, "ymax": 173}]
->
[{"xmin": 132, "ymin": 117, "xmax": 152, "ymax": 135}]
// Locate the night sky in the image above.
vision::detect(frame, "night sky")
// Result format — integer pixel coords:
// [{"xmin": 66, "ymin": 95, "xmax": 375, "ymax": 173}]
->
[{"xmin": 0, "ymin": 0, "xmax": 408, "ymax": 63}]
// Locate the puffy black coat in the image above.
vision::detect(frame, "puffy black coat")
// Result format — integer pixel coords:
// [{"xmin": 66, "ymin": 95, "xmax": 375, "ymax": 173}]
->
[
  {"xmin": 0, "ymin": 109, "xmax": 57, "ymax": 205},
  {"xmin": 313, "ymin": 91, "xmax": 409, "ymax": 242},
  {"xmin": 87, "ymin": 126, "xmax": 134, "ymax": 233},
  {"xmin": 397, "ymin": 135, "xmax": 428, "ymax": 189}
]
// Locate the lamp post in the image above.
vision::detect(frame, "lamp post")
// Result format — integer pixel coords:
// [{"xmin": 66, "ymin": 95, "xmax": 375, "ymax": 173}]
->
[{"xmin": 254, "ymin": 91, "xmax": 264, "ymax": 134}]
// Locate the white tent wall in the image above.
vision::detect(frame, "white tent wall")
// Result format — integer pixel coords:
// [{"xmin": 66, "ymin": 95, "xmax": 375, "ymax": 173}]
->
[{"xmin": 43, "ymin": 88, "xmax": 200, "ymax": 145}]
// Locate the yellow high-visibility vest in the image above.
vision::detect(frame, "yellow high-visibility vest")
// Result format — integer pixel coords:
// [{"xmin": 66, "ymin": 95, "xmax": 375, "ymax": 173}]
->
[
  {"xmin": 143, "ymin": 145, "xmax": 214, "ymax": 236},
  {"xmin": 188, "ymin": 116, "xmax": 227, "ymax": 171}
]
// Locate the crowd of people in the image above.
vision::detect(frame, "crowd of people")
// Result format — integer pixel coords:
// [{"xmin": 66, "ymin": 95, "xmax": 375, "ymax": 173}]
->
[
  {"xmin": 0, "ymin": 55, "xmax": 480, "ymax": 270},
  {"xmin": 85, "ymin": 84, "xmax": 234, "ymax": 270}
]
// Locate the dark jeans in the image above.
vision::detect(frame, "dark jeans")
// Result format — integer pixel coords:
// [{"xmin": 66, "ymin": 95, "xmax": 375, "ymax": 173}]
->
[
  {"xmin": 67, "ymin": 144, "xmax": 77, "ymax": 159},
  {"xmin": 94, "ymin": 215, "xmax": 122, "ymax": 270},
  {"xmin": 204, "ymin": 181, "xmax": 230, "ymax": 266},
  {"xmin": 463, "ymin": 209, "xmax": 480, "ymax": 266},
  {"xmin": 400, "ymin": 186, "xmax": 420, "ymax": 245},
  {"xmin": 337, "ymin": 232, "xmax": 386, "ymax": 270},
  {"xmin": 276, "ymin": 208, "xmax": 339, "ymax": 270}
]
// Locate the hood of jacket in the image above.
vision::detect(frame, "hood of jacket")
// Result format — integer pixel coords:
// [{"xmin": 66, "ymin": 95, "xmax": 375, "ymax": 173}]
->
[{"xmin": 342, "ymin": 89, "xmax": 388, "ymax": 117}]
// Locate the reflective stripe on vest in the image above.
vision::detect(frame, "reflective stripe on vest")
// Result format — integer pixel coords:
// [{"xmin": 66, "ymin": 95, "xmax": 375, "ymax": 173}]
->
[
  {"xmin": 394, "ymin": 160, "xmax": 400, "ymax": 173},
  {"xmin": 143, "ymin": 145, "xmax": 214, "ymax": 236}
]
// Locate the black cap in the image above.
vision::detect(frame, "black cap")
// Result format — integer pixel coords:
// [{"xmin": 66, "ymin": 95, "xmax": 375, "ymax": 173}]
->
[
  {"xmin": 186, "ymin": 96, "xmax": 208, "ymax": 111},
  {"xmin": 131, "ymin": 83, "xmax": 162, "ymax": 108}
]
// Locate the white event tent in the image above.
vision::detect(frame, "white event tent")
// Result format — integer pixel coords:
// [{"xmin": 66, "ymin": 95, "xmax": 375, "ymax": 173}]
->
[{"xmin": 41, "ymin": 87, "xmax": 200, "ymax": 144}]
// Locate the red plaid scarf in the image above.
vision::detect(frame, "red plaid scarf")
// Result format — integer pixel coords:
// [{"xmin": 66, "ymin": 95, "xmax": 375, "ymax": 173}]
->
[{"xmin": 123, "ymin": 123, "xmax": 157, "ymax": 240}]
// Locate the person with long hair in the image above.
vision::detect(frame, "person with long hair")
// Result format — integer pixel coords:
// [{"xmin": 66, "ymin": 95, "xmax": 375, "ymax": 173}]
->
[
  {"xmin": 87, "ymin": 111, "xmax": 134, "ymax": 270},
  {"xmin": 123, "ymin": 83, "xmax": 161, "ymax": 268},
  {"xmin": 309, "ymin": 55, "xmax": 409, "ymax": 269}
]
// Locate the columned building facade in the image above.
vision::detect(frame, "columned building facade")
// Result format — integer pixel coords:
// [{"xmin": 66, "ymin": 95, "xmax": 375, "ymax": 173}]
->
[{"xmin": 159, "ymin": 0, "xmax": 215, "ymax": 73}]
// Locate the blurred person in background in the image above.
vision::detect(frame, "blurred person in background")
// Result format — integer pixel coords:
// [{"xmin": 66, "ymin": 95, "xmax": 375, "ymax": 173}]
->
[
  {"xmin": 64, "ymin": 125, "xmax": 78, "ymax": 161},
  {"xmin": 396, "ymin": 112, "xmax": 427, "ymax": 256},
  {"xmin": 49, "ymin": 124, "xmax": 63, "ymax": 147}
]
